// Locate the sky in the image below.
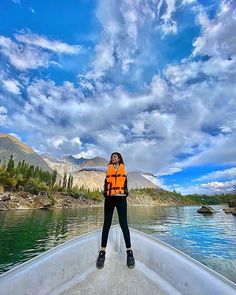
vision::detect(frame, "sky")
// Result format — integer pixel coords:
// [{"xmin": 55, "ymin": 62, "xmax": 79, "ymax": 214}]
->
[{"xmin": 0, "ymin": 0, "xmax": 236, "ymax": 195}]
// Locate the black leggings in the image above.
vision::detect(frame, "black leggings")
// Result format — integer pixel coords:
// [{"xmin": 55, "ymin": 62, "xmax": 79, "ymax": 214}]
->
[{"xmin": 101, "ymin": 197, "xmax": 131, "ymax": 248}]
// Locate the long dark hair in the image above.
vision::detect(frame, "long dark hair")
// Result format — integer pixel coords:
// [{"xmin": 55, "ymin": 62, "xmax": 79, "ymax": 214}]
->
[{"xmin": 108, "ymin": 152, "xmax": 125, "ymax": 165}]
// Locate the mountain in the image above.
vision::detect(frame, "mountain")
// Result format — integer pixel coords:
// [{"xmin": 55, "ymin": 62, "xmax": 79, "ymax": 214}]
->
[
  {"xmin": 71, "ymin": 170, "xmax": 158, "ymax": 191},
  {"xmin": 78, "ymin": 156, "xmax": 109, "ymax": 168},
  {"xmin": 42, "ymin": 154, "xmax": 109, "ymax": 177},
  {"xmin": 0, "ymin": 132, "xmax": 159, "ymax": 190},
  {"xmin": 61, "ymin": 155, "xmax": 88, "ymax": 166},
  {"xmin": 44, "ymin": 154, "xmax": 158, "ymax": 190},
  {"xmin": 79, "ymin": 166, "xmax": 107, "ymax": 172},
  {"xmin": 0, "ymin": 133, "xmax": 54, "ymax": 173},
  {"xmin": 41, "ymin": 154, "xmax": 79, "ymax": 177},
  {"xmin": 127, "ymin": 171, "xmax": 158, "ymax": 188},
  {"xmin": 41, "ymin": 153, "xmax": 62, "ymax": 163}
]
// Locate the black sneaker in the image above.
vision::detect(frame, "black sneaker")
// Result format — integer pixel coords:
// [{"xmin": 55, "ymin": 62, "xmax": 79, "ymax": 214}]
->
[
  {"xmin": 96, "ymin": 250, "xmax": 106, "ymax": 269},
  {"xmin": 126, "ymin": 249, "xmax": 135, "ymax": 268}
]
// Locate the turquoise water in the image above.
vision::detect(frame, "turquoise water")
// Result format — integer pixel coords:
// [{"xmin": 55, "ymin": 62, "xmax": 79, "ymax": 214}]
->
[{"xmin": 0, "ymin": 204, "xmax": 236, "ymax": 283}]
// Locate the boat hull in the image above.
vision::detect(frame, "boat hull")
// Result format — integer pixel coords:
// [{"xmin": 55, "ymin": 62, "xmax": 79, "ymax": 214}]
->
[{"xmin": 0, "ymin": 225, "xmax": 235, "ymax": 295}]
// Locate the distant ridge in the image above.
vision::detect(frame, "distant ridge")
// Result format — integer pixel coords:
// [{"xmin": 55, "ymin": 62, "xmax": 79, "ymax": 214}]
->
[
  {"xmin": 61, "ymin": 155, "xmax": 88, "ymax": 166},
  {"xmin": 0, "ymin": 132, "xmax": 159, "ymax": 190},
  {"xmin": 78, "ymin": 156, "xmax": 108, "ymax": 169},
  {"xmin": 0, "ymin": 133, "xmax": 53, "ymax": 173}
]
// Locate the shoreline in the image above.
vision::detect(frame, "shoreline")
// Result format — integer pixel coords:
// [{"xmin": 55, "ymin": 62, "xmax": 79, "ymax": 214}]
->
[
  {"xmin": 0, "ymin": 189, "xmax": 190, "ymax": 210},
  {"xmin": 0, "ymin": 189, "xmax": 235, "ymax": 213},
  {"xmin": 0, "ymin": 189, "xmax": 232, "ymax": 211}
]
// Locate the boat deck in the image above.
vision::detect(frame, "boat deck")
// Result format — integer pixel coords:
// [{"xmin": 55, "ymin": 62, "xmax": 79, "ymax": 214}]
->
[{"xmin": 59, "ymin": 252, "xmax": 168, "ymax": 295}]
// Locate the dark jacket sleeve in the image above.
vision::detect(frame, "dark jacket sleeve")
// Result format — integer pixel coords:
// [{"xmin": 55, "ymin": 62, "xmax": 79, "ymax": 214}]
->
[
  {"xmin": 103, "ymin": 178, "xmax": 107, "ymax": 197},
  {"xmin": 124, "ymin": 177, "xmax": 129, "ymax": 197}
]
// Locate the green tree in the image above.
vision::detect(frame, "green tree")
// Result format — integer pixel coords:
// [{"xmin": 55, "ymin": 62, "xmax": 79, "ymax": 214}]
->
[
  {"xmin": 67, "ymin": 174, "xmax": 71, "ymax": 190},
  {"xmin": 6, "ymin": 154, "xmax": 14, "ymax": 176},
  {"xmin": 70, "ymin": 175, "xmax": 73, "ymax": 188},
  {"xmin": 52, "ymin": 170, "xmax": 57, "ymax": 186},
  {"xmin": 63, "ymin": 172, "xmax": 67, "ymax": 188}
]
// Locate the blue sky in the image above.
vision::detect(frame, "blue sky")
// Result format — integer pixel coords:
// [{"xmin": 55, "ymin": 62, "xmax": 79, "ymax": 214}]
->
[{"xmin": 0, "ymin": 0, "xmax": 236, "ymax": 195}]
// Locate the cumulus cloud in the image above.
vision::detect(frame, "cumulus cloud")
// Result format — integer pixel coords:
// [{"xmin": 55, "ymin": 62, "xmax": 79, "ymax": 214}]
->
[
  {"xmin": 193, "ymin": 1, "xmax": 236, "ymax": 58},
  {"xmin": 1, "ymin": 0, "xmax": 236, "ymax": 194},
  {"xmin": 73, "ymin": 143, "xmax": 103, "ymax": 159},
  {"xmin": 46, "ymin": 135, "xmax": 82, "ymax": 152},
  {"xmin": 4, "ymin": 54, "xmax": 236, "ymax": 173}
]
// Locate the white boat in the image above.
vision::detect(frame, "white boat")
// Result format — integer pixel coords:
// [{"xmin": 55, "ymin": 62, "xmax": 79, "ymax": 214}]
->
[{"xmin": 0, "ymin": 224, "xmax": 235, "ymax": 295}]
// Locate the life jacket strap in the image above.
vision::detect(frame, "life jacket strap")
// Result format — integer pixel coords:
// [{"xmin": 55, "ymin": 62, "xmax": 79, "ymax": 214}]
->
[
  {"xmin": 107, "ymin": 186, "xmax": 125, "ymax": 190},
  {"xmin": 106, "ymin": 174, "xmax": 127, "ymax": 177}
]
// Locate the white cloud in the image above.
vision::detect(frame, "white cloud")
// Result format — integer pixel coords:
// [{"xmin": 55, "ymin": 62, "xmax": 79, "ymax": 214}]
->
[
  {"xmin": 15, "ymin": 32, "xmax": 81, "ymax": 54},
  {"xmin": 155, "ymin": 167, "xmax": 182, "ymax": 176},
  {"xmin": 164, "ymin": 61, "xmax": 201, "ymax": 86},
  {"xmin": 2, "ymin": 79, "xmax": 21, "ymax": 95},
  {"xmin": 0, "ymin": 36, "xmax": 52, "ymax": 70},
  {"xmin": 87, "ymin": 0, "xmax": 178, "ymax": 82},
  {"xmin": 73, "ymin": 143, "xmax": 102, "ymax": 159},
  {"xmin": 4, "ymin": 52, "xmax": 236, "ymax": 173},
  {"xmin": 140, "ymin": 173, "xmax": 164, "ymax": 188},
  {"xmin": 45, "ymin": 135, "xmax": 83, "ymax": 154},
  {"xmin": 71, "ymin": 137, "xmax": 82, "ymax": 146},
  {"xmin": 9, "ymin": 132, "xmax": 21, "ymax": 141},
  {"xmin": 1, "ymin": 0, "xmax": 236, "ymax": 195},
  {"xmin": 181, "ymin": 0, "xmax": 196, "ymax": 5},
  {"xmin": 200, "ymin": 180, "xmax": 236, "ymax": 192},
  {"xmin": 196, "ymin": 167, "xmax": 236, "ymax": 182},
  {"xmin": 0, "ymin": 32, "xmax": 82, "ymax": 71},
  {"xmin": 157, "ymin": 0, "xmax": 178, "ymax": 35},
  {"xmin": 46, "ymin": 136, "xmax": 66, "ymax": 149},
  {"xmin": 180, "ymin": 133, "xmax": 236, "ymax": 167},
  {"xmin": 0, "ymin": 106, "xmax": 7, "ymax": 125},
  {"xmin": 193, "ymin": 1, "xmax": 236, "ymax": 58},
  {"xmin": 171, "ymin": 184, "xmax": 212, "ymax": 195}
]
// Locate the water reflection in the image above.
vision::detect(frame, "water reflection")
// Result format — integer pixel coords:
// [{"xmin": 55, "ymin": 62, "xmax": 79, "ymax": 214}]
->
[{"xmin": 0, "ymin": 204, "xmax": 236, "ymax": 283}]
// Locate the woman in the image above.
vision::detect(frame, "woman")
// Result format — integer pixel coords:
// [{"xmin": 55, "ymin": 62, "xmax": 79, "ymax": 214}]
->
[{"xmin": 96, "ymin": 152, "xmax": 135, "ymax": 269}]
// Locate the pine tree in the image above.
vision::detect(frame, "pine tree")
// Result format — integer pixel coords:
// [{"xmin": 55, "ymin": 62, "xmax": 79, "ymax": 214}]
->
[
  {"xmin": 63, "ymin": 172, "xmax": 67, "ymax": 188},
  {"xmin": 0, "ymin": 160, "xmax": 7, "ymax": 174},
  {"xmin": 67, "ymin": 174, "xmax": 71, "ymax": 190},
  {"xmin": 52, "ymin": 170, "xmax": 57, "ymax": 186},
  {"xmin": 70, "ymin": 175, "xmax": 73, "ymax": 189},
  {"xmin": 7, "ymin": 155, "xmax": 14, "ymax": 176}
]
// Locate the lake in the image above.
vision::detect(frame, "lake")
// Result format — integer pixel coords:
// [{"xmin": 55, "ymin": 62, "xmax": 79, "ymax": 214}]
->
[{"xmin": 0, "ymin": 204, "xmax": 235, "ymax": 283}]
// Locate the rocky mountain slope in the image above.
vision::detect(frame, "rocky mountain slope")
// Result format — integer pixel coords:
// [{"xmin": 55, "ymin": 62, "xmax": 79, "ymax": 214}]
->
[
  {"xmin": 0, "ymin": 133, "xmax": 53, "ymax": 173},
  {"xmin": 0, "ymin": 132, "xmax": 159, "ymax": 190},
  {"xmin": 44, "ymin": 154, "xmax": 159, "ymax": 190}
]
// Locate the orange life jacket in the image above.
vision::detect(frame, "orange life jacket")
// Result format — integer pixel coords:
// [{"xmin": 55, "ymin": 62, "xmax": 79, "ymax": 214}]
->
[{"xmin": 105, "ymin": 163, "xmax": 127, "ymax": 197}]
